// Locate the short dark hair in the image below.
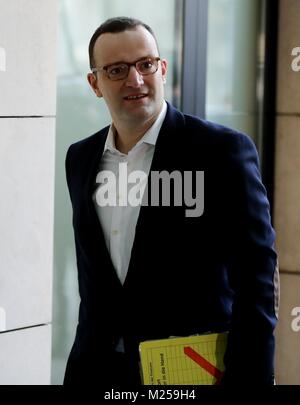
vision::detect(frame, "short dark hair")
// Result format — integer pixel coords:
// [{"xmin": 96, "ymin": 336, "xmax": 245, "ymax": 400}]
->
[{"xmin": 88, "ymin": 17, "xmax": 159, "ymax": 69}]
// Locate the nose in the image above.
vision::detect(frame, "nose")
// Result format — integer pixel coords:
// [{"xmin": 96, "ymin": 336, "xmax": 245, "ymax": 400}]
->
[{"xmin": 125, "ymin": 65, "xmax": 144, "ymax": 87}]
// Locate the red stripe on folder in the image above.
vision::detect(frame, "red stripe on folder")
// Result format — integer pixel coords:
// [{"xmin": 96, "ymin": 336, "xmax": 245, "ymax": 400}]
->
[{"xmin": 184, "ymin": 346, "xmax": 224, "ymax": 385}]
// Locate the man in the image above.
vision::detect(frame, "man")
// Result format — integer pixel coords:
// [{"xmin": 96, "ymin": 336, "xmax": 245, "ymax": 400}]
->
[{"xmin": 64, "ymin": 17, "xmax": 279, "ymax": 385}]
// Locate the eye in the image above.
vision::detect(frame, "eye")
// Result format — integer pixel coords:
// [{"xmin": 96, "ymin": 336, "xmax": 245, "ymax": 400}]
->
[
  {"xmin": 107, "ymin": 64, "xmax": 127, "ymax": 76},
  {"xmin": 140, "ymin": 60, "xmax": 153, "ymax": 70}
]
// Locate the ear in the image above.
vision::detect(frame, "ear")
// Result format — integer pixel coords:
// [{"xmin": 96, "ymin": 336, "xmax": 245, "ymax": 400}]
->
[
  {"xmin": 161, "ymin": 59, "xmax": 168, "ymax": 83},
  {"xmin": 87, "ymin": 73, "xmax": 103, "ymax": 98}
]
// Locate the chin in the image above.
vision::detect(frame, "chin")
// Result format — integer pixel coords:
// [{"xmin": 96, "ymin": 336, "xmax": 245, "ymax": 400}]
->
[{"xmin": 126, "ymin": 105, "xmax": 154, "ymax": 118}]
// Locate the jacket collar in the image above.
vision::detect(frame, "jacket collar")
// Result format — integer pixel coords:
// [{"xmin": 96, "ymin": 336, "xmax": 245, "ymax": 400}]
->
[{"xmin": 86, "ymin": 101, "xmax": 185, "ymax": 198}]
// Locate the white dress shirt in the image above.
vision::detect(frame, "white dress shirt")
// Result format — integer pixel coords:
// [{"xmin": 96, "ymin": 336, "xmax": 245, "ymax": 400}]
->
[{"xmin": 93, "ymin": 101, "xmax": 167, "ymax": 285}]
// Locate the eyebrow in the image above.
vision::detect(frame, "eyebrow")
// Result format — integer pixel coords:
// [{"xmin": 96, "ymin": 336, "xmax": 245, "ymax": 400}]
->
[{"xmin": 101, "ymin": 55, "xmax": 157, "ymax": 68}]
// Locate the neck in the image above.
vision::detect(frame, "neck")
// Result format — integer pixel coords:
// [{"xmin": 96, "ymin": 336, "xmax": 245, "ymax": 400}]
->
[{"xmin": 113, "ymin": 112, "xmax": 160, "ymax": 154}]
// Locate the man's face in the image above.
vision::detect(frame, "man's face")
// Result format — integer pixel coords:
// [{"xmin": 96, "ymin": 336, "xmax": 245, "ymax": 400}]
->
[{"xmin": 87, "ymin": 26, "xmax": 167, "ymax": 125}]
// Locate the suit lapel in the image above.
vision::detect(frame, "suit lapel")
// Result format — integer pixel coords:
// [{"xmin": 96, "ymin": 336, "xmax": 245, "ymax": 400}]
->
[
  {"xmin": 82, "ymin": 127, "xmax": 124, "ymax": 288},
  {"xmin": 85, "ymin": 128, "xmax": 107, "ymax": 217}
]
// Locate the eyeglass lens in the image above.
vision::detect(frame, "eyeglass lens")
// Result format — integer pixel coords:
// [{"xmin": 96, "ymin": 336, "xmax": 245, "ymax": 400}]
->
[{"xmin": 106, "ymin": 58, "xmax": 159, "ymax": 80}]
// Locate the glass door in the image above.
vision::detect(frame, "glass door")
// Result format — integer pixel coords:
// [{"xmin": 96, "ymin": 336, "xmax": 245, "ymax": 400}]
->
[{"xmin": 53, "ymin": 0, "xmax": 184, "ymax": 384}]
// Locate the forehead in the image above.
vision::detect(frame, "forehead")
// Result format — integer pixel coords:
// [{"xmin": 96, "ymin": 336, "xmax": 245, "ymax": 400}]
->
[{"xmin": 93, "ymin": 26, "xmax": 159, "ymax": 65}]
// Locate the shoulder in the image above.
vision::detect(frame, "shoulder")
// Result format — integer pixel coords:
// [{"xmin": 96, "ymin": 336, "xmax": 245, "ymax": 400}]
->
[
  {"xmin": 183, "ymin": 112, "xmax": 255, "ymax": 151},
  {"xmin": 65, "ymin": 126, "xmax": 109, "ymax": 187},
  {"xmin": 166, "ymin": 103, "xmax": 255, "ymax": 151},
  {"xmin": 65, "ymin": 126, "xmax": 109, "ymax": 179},
  {"xmin": 172, "ymin": 109, "xmax": 258, "ymax": 169},
  {"xmin": 66, "ymin": 126, "xmax": 109, "ymax": 161}
]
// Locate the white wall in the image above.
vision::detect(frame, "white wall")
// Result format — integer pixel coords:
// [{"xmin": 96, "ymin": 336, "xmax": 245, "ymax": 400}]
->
[{"xmin": 0, "ymin": 0, "xmax": 57, "ymax": 385}]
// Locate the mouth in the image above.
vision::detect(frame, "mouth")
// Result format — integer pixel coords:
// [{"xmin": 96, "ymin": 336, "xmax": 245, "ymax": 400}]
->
[{"xmin": 123, "ymin": 93, "xmax": 148, "ymax": 101}]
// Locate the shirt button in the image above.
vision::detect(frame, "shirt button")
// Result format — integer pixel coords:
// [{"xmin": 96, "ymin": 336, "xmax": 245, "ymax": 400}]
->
[{"xmin": 112, "ymin": 230, "xmax": 119, "ymax": 236}]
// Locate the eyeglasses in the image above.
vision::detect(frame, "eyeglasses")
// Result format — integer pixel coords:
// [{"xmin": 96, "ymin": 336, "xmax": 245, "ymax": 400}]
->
[{"xmin": 91, "ymin": 56, "xmax": 161, "ymax": 81}]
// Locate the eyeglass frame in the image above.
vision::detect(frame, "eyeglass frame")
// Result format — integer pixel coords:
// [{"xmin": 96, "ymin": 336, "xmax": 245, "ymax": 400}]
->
[{"xmin": 91, "ymin": 56, "xmax": 161, "ymax": 81}]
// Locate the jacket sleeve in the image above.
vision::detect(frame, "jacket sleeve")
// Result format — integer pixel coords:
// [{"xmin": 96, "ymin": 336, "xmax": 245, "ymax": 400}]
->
[{"xmin": 221, "ymin": 132, "xmax": 279, "ymax": 385}]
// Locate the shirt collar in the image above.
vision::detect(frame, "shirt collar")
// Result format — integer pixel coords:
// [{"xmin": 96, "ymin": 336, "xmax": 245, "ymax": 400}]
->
[{"xmin": 103, "ymin": 100, "xmax": 167, "ymax": 155}]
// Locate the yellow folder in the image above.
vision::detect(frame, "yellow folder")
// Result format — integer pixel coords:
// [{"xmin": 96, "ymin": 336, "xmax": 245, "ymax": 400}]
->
[{"xmin": 139, "ymin": 332, "xmax": 228, "ymax": 385}]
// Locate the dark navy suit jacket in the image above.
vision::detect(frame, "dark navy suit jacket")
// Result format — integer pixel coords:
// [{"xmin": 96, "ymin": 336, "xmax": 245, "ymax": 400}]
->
[{"xmin": 64, "ymin": 102, "xmax": 279, "ymax": 385}]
